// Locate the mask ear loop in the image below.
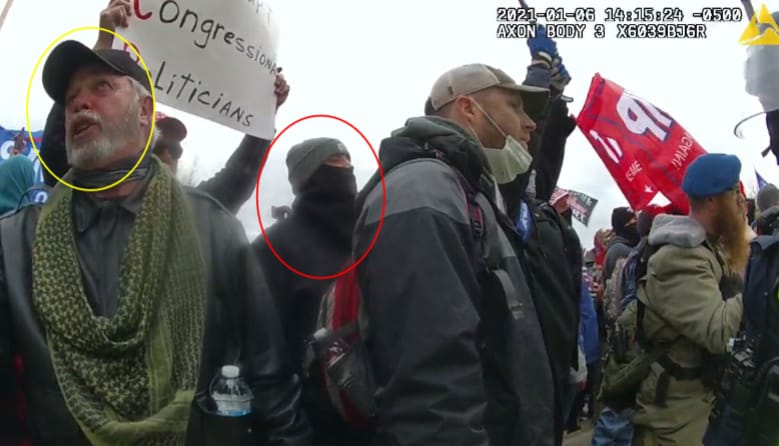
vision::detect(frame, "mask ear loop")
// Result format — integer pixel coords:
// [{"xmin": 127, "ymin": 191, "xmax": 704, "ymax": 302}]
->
[{"xmin": 468, "ymin": 98, "xmax": 510, "ymax": 143}]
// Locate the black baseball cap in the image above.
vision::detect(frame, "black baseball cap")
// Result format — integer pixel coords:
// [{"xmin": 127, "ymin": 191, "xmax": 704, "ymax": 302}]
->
[{"xmin": 42, "ymin": 40, "xmax": 152, "ymax": 105}]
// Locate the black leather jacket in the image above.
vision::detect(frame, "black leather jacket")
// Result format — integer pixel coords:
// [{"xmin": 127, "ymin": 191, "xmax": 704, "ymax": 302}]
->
[{"xmin": 0, "ymin": 187, "xmax": 313, "ymax": 446}]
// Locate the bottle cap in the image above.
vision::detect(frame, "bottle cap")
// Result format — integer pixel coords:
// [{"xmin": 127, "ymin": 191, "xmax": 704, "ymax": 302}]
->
[{"xmin": 221, "ymin": 365, "xmax": 240, "ymax": 379}]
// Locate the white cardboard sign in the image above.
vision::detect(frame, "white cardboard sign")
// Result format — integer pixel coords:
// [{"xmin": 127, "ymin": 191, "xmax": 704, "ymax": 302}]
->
[{"xmin": 114, "ymin": 0, "xmax": 280, "ymax": 139}]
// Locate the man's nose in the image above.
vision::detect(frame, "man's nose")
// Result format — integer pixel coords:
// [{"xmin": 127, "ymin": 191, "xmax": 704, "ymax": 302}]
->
[
  {"xmin": 68, "ymin": 92, "xmax": 93, "ymax": 114},
  {"xmin": 526, "ymin": 118, "xmax": 537, "ymax": 132}
]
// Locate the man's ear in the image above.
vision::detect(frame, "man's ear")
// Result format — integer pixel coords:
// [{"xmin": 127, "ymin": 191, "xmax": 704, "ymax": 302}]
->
[
  {"xmin": 139, "ymin": 95, "xmax": 154, "ymax": 127},
  {"xmin": 454, "ymin": 96, "xmax": 478, "ymax": 123}
]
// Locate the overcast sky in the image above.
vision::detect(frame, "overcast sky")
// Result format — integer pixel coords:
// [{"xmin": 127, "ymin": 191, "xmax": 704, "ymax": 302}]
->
[{"xmin": 1, "ymin": 0, "xmax": 777, "ymax": 247}]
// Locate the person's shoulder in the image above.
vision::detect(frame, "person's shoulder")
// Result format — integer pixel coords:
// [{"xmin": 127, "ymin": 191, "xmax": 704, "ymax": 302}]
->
[
  {"xmin": 184, "ymin": 186, "xmax": 245, "ymax": 235},
  {"xmin": 360, "ymin": 158, "xmax": 469, "ymax": 226},
  {"xmin": 184, "ymin": 186, "xmax": 233, "ymax": 216},
  {"xmin": 0, "ymin": 202, "xmax": 41, "ymax": 227},
  {"xmin": 0, "ymin": 203, "xmax": 41, "ymax": 254},
  {"xmin": 251, "ymin": 217, "xmax": 297, "ymax": 252},
  {"xmin": 650, "ymin": 242, "xmax": 715, "ymax": 276}
]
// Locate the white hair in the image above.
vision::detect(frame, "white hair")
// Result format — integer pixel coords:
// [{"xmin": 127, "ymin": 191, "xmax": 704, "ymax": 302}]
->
[
  {"xmin": 129, "ymin": 77, "xmax": 152, "ymax": 100},
  {"xmin": 128, "ymin": 77, "xmax": 159, "ymax": 149}
]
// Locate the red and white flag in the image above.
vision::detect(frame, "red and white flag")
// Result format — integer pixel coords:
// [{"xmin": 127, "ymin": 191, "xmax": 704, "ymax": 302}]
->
[{"xmin": 576, "ymin": 73, "xmax": 708, "ymax": 214}]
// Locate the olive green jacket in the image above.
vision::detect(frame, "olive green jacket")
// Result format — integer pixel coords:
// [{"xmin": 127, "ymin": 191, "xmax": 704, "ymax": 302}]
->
[{"xmin": 632, "ymin": 214, "xmax": 743, "ymax": 446}]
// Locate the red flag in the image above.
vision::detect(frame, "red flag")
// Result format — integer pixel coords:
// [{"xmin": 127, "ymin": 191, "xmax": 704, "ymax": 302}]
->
[{"xmin": 577, "ymin": 74, "xmax": 708, "ymax": 214}]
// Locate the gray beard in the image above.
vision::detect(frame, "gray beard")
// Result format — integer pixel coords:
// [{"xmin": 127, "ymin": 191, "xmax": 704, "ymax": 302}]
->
[{"xmin": 66, "ymin": 103, "xmax": 141, "ymax": 169}]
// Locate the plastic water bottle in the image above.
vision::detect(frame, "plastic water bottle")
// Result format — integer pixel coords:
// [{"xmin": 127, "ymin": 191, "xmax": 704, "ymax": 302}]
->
[{"xmin": 211, "ymin": 365, "xmax": 253, "ymax": 416}]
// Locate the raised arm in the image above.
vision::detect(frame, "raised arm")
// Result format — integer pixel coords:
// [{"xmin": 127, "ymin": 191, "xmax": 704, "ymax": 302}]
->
[{"xmin": 196, "ymin": 72, "xmax": 289, "ymax": 214}]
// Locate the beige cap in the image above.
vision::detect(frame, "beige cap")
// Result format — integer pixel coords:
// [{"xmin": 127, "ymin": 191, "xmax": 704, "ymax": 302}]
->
[{"xmin": 426, "ymin": 63, "xmax": 549, "ymax": 118}]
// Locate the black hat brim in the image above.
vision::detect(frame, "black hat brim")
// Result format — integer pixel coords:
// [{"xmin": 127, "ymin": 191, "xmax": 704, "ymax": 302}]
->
[{"xmin": 42, "ymin": 40, "xmax": 137, "ymax": 105}]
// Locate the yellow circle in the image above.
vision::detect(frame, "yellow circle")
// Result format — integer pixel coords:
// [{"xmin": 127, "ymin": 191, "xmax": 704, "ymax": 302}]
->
[{"xmin": 25, "ymin": 26, "xmax": 157, "ymax": 192}]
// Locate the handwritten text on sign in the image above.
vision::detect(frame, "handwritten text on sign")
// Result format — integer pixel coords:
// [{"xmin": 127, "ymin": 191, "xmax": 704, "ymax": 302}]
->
[{"xmin": 116, "ymin": 0, "xmax": 280, "ymax": 139}]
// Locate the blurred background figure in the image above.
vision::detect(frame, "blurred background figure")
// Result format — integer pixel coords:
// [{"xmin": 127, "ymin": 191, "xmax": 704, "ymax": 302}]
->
[{"xmin": 0, "ymin": 154, "xmax": 36, "ymax": 216}]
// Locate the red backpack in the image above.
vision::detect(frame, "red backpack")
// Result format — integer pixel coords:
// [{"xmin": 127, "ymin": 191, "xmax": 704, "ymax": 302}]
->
[{"xmin": 304, "ymin": 158, "xmax": 499, "ymax": 428}]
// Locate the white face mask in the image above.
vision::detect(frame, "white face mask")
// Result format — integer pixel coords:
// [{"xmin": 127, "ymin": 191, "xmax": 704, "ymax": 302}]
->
[
  {"xmin": 469, "ymin": 100, "xmax": 534, "ymax": 184},
  {"xmin": 482, "ymin": 137, "xmax": 533, "ymax": 184}
]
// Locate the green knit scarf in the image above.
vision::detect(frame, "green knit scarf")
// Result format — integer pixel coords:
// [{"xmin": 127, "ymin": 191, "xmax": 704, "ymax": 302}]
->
[{"xmin": 32, "ymin": 158, "xmax": 207, "ymax": 445}]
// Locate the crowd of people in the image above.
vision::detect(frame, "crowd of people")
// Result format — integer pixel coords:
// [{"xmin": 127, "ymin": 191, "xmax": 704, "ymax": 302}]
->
[{"xmin": 0, "ymin": 1, "xmax": 778, "ymax": 446}]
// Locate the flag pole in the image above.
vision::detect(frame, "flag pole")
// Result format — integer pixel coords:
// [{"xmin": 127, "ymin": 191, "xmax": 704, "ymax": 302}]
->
[
  {"xmin": 742, "ymin": 0, "xmax": 755, "ymax": 20},
  {"xmin": 0, "ymin": 0, "xmax": 16, "ymax": 36}
]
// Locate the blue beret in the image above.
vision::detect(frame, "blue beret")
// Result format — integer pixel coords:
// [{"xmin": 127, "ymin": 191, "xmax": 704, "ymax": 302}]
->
[{"xmin": 682, "ymin": 153, "xmax": 742, "ymax": 197}]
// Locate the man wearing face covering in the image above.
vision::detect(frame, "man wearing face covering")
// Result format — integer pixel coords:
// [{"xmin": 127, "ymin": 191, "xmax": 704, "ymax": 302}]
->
[
  {"xmin": 492, "ymin": 28, "xmax": 584, "ymax": 445},
  {"xmin": 605, "ymin": 207, "xmax": 640, "ymax": 282},
  {"xmin": 251, "ymin": 137, "xmax": 363, "ymax": 446},
  {"xmin": 351, "ymin": 63, "xmax": 555, "ymax": 446}
]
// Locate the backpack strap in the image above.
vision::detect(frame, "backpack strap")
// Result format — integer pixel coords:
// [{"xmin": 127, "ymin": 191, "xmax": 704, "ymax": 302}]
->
[
  {"xmin": 473, "ymin": 193, "xmax": 523, "ymax": 321},
  {"xmin": 473, "ymin": 194, "xmax": 503, "ymax": 271},
  {"xmin": 634, "ymin": 244, "xmax": 658, "ymax": 349},
  {"xmin": 450, "ymin": 169, "xmax": 521, "ymax": 320}
]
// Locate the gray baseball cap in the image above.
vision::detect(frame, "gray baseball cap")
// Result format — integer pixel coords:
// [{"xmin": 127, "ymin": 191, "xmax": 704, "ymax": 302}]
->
[
  {"xmin": 286, "ymin": 137, "xmax": 350, "ymax": 193},
  {"xmin": 425, "ymin": 63, "xmax": 549, "ymax": 119}
]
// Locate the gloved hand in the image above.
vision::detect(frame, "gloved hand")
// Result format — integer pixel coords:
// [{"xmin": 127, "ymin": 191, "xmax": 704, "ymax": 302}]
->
[
  {"xmin": 527, "ymin": 25, "xmax": 556, "ymax": 65},
  {"xmin": 550, "ymin": 56, "xmax": 571, "ymax": 92}
]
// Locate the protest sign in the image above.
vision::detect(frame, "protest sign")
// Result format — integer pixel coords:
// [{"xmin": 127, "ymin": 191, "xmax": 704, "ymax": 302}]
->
[
  {"xmin": 577, "ymin": 73, "xmax": 707, "ymax": 214},
  {"xmin": 0, "ymin": 126, "xmax": 49, "ymax": 204},
  {"xmin": 114, "ymin": 0, "xmax": 280, "ymax": 139}
]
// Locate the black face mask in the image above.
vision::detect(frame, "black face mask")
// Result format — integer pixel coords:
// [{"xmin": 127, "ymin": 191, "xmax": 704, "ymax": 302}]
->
[
  {"xmin": 616, "ymin": 223, "xmax": 640, "ymax": 246},
  {"xmin": 293, "ymin": 165, "xmax": 357, "ymax": 248}
]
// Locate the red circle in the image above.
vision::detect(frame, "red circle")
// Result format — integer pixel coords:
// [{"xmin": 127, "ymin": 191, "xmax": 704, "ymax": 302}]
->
[{"xmin": 255, "ymin": 114, "xmax": 386, "ymax": 280}]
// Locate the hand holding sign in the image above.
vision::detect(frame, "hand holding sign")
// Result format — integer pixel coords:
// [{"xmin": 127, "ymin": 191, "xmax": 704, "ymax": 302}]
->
[
  {"xmin": 96, "ymin": 0, "xmax": 133, "ymax": 50},
  {"xmin": 274, "ymin": 70, "xmax": 289, "ymax": 111}
]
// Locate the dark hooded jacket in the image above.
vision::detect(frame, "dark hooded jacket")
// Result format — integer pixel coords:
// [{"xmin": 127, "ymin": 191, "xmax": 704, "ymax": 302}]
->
[
  {"xmin": 0, "ymin": 175, "xmax": 313, "ymax": 445},
  {"xmin": 353, "ymin": 116, "xmax": 555, "ymax": 446},
  {"xmin": 251, "ymin": 165, "xmax": 366, "ymax": 446},
  {"xmin": 604, "ymin": 235, "xmax": 635, "ymax": 282},
  {"xmin": 41, "ymin": 104, "xmax": 267, "ymax": 214},
  {"xmin": 498, "ymin": 93, "xmax": 582, "ymax": 445}
]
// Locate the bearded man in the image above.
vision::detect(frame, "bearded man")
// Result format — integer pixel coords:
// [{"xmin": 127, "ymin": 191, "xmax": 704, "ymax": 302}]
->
[
  {"xmin": 0, "ymin": 41, "xmax": 312, "ymax": 445},
  {"xmin": 630, "ymin": 153, "xmax": 746, "ymax": 446}
]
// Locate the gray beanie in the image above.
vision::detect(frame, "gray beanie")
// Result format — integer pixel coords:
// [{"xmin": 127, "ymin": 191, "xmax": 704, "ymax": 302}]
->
[
  {"xmin": 286, "ymin": 137, "xmax": 350, "ymax": 193},
  {"xmin": 757, "ymin": 183, "xmax": 779, "ymax": 213}
]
